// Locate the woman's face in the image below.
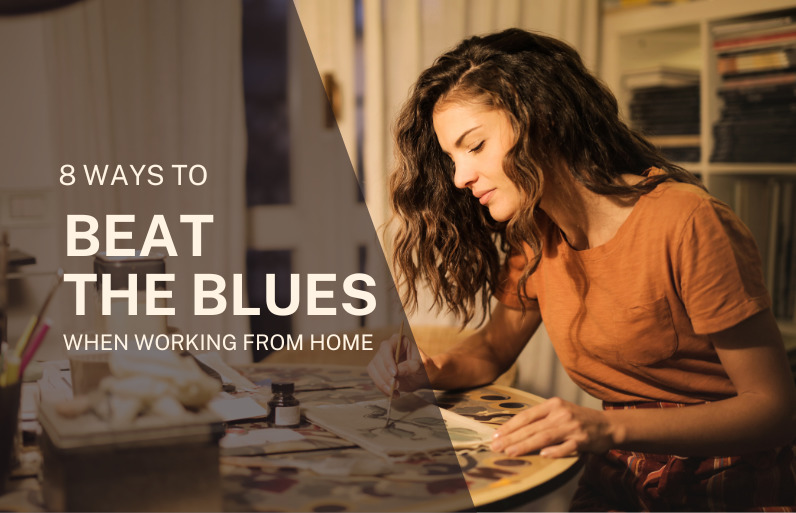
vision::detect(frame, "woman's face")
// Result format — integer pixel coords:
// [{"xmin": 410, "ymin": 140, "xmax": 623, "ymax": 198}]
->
[{"xmin": 432, "ymin": 102, "xmax": 521, "ymax": 222}]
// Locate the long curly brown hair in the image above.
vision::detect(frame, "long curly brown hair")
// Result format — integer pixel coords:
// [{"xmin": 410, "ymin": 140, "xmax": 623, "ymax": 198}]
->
[{"xmin": 390, "ymin": 28, "xmax": 703, "ymax": 325}]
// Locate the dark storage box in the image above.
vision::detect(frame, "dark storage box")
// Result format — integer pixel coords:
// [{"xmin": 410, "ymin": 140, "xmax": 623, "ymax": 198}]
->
[{"xmin": 38, "ymin": 401, "xmax": 224, "ymax": 512}]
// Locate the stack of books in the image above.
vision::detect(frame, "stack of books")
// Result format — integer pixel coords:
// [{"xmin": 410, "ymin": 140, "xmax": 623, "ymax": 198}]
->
[
  {"xmin": 623, "ymin": 66, "xmax": 700, "ymax": 162},
  {"xmin": 711, "ymin": 14, "xmax": 796, "ymax": 163},
  {"xmin": 731, "ymin": 178, "xmax": 796, "ymax": 322},
  {"xmin": 769, "ymin": 179, "xmax": 796, "ymax": 322}
]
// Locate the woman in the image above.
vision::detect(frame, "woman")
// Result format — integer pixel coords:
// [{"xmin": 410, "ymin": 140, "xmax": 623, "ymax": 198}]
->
[{"xmin": 367, "ymin": 29, "xmax": 796, "ymax": 511}]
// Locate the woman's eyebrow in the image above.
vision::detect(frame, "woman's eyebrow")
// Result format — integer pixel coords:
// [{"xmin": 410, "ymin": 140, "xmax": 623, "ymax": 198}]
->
[{"xmin": 455, "ymin": 125, "xmax": 482, "ymax": 147}]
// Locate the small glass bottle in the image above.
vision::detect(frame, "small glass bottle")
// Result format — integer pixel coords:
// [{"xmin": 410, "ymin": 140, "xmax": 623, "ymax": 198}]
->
[
  {"xmin": 267, "ymin": 382, "xmax": 300, "ymax": 428},
  {"xmin": 93, "ymin": 252, "xmax": 168, "ymax": 336}
]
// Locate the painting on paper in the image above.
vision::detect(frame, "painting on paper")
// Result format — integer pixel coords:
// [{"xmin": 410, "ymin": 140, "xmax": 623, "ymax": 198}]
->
[{"xmin": 304, "ymin": 393, "xmax": 495, "ymax": 458}]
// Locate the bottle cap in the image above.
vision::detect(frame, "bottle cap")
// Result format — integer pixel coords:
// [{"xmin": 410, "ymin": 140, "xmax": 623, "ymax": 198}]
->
[
  {"xmin": 272, "ymin": 382, "xmax": 294, "ymax": 394},
  {"xmin": 94, "ymin": 252, "xmax": 167, "ymax": 290}
]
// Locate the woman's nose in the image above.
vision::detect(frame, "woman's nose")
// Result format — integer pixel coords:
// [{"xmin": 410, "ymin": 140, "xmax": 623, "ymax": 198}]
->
[{"xmin": 452, "ymin": 160, "xmax": 476, "ymax": 189}]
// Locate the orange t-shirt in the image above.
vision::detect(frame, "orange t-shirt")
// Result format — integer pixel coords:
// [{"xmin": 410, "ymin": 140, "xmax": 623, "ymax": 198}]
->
[{"xmin": 495, "ymin": 179, "xmax": 770, "ymax": 403}]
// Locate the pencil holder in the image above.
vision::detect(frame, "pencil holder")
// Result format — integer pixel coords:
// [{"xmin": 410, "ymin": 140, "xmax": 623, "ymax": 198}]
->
[{"xmin": 0, "ymin": 381, "xmax": 21, "ymax": 494}]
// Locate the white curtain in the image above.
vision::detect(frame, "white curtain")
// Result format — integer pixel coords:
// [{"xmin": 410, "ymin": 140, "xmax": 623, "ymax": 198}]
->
[
  {"xmin": 10, "ymin": 0, "xmax": 249, "ymax": 362},
  {"xmin": 363, "ymin": 0, "xmax": 602, "ymax": 407}
]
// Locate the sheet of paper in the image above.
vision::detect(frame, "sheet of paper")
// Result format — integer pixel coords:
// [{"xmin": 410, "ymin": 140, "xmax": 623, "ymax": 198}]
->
[
  {"xmin": 38, "ymin": 362, "xmax": 73, "ymax": 403},
  {"xmin": 196, "ymin": 352, "xmax": 257, "ymax": 391},
  {"xmin": 208, "ymin": 396, "xmax": 269, "ymax": 422},
  {"xmin": 305, "ymin": 393, "xmax": 495, "ymax": 459},
  {"xmin": 220, "ymin": 428, "xmax": 304, "ymax": 449},
  {"xmin": 20, "ymin": 382, "xmax": 39, "ymax": 421}
]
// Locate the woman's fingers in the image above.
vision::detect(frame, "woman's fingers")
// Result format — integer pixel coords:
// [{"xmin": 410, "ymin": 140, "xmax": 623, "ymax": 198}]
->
[
  {"xmin": 367, "ymin": 337, "xmax": 399, "ymax": 394},
  {"xmin": 366, "ymin": 360, "xmax": 390, "ymax": 395},
  {"xmin": 539, "ymin": 439, "xmax": 579, "ymax": 459},
  {"xmin": 397, "ymin": 356, "xmax": 422, "ymax": 375},
  {"xmin": 367, "ymin": 333, "xmax": 425, "ymax": 395},
  {"xmin": 493, "ymin": 418, "xmax": 572, "ymax": 456},
  {"xmin": 491, "ymin": 407, "xmax": 561, "ymax": 454},
  {"xmin": 405, "ymin": 335, "xmax": 421, "ymax": 360},
  {"xmin": 490, "ymin": 397, "xmax": 613, "ymax": 457},
  {"xmin": 395, "ymin": 357, "xmax": 426, "ymax": 391},
  {"xmin": 494, "ymin": 398, "xmax": 556, "ymax": 438}
]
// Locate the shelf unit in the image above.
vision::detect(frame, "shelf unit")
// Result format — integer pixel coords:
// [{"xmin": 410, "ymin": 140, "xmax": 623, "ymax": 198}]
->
[{"xmin": 602, "ymin": 0, "xmax": 796, "ymax": 351}]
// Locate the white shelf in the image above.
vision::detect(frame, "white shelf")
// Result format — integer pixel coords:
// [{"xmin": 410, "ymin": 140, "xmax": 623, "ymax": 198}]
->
[
  {"xmin": 780, "ymin": 320, "xmax": 796, "ymax": 337},
  {"xmin": 603, "ymin": 0, "xmax": 796, "ymax": 34},
  {"xmin": 674, "ymin": 162, "xmax": 702, "ymax": 172},
  {"xmin": 781, "ymin": 322, "xmax": 796, "ymax": 354},
  {"xmin": 706, "ymin": 164, "xmax": 796, "ymax": 175},
  {"xmin": 603, "ymin": 0, "xmax": 796, "ymax": 353},
  {"xmin": 602, "ymin": 0, "xmax": 796, "ymax": 178}
]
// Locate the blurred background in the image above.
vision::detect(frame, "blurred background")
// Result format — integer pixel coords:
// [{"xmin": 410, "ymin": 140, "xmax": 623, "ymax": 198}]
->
[
  {"xmin": 289, "ymin": 0, "xmax": 599, "ymax": 406},
  {"xmin": 1, "ymin": 0, "xmax": 794, "ymax": 410}
]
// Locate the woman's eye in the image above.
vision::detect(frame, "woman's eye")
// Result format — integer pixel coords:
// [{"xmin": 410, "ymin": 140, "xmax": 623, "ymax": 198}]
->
[{"xmin": 469, "ymin": 141, "xmax": 484, "ymax": 154}]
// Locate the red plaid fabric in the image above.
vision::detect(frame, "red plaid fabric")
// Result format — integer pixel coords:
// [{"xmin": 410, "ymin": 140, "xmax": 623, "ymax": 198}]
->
[{"xmin": 569, "ymin": 401, "xmax": 796, "ymax": 512}]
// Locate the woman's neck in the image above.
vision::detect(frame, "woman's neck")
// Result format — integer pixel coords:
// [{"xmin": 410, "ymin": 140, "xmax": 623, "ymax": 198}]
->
[{"xmin": 540, "ymin": 173, "xmax": 644, "ymax": 251}]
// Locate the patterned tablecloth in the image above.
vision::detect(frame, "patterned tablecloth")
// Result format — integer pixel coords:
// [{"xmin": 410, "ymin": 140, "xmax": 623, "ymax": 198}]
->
[
  {"xmin": 0, "ymin": 364, "xmax": 579, "ymax": 512},
  {"xmin": 222, "ymin": 364, "xmax": 580, "ymax": 512}
]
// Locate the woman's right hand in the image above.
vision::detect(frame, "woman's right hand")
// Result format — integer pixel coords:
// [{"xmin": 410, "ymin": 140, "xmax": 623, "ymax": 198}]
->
[{"xmin": 367, "ymin": 333, "xmax": 431, "ymax": 396}]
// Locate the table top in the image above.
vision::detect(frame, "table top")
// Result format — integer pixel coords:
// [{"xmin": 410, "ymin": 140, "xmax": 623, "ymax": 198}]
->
[
  {"xmin": 0, "ymin": 363, "xmax": 580, "ymax": 512},
  {"xmin": 222, "ymin": 363, "xmax": 581, "ymax": 512}
]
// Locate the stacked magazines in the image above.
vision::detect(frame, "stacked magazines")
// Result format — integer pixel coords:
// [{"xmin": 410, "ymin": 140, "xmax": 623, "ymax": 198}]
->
[
  {"xmin": 623, "ymin": 66, "xmax": 700, "ymax": 163},
  {"xmin": 711, "ymin": 13, "xmax": 796, "ymax": 163}
]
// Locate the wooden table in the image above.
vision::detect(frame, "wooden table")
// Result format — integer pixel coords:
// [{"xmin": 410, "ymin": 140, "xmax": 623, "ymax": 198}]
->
[{"xmin": 222, "ymin": 364, "xmax": 582, "ymax": 512}]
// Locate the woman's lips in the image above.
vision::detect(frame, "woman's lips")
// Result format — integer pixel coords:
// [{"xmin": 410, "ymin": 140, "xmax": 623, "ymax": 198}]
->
[{"xmin": 478, "ymin": 189, "xmax": 496, "ymax": 205}]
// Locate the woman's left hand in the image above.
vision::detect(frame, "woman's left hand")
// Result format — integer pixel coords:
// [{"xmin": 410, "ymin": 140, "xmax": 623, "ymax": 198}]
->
[{"xmin": 490, "ymin": 397, "xmax": 618, "ymax": 458}]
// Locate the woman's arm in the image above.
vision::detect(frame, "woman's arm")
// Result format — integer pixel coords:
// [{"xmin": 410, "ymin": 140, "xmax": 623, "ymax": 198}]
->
[
  {"xmin": 427, "ymin": 303, "xmax": 542, "ymax": 389},
  {"xmin": 368, "ymin": 303, "xmax": 541, "ymax": 394},
  {"xmin": 492, "ymin": 308, "xmax": 796, "ymax": 457}
]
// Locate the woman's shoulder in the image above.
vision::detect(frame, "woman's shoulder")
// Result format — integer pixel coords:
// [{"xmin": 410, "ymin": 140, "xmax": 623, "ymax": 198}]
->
[
  {"xmin": 638, "ymin": 181, "xmax": 750, "ymax": 256},
  {"xmin": 644, "ymin": 180, "xmax": 727, "ymax": 221}
]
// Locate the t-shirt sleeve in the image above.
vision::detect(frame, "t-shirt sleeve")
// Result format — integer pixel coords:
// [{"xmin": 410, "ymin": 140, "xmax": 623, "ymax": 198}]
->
[
  {"xmin": 494, "ymin": 246, "xmax": 540, "ymax": 310},
  {"xmin": 675, "ymin": 197, "xmax": 771, "ymax": 334}
]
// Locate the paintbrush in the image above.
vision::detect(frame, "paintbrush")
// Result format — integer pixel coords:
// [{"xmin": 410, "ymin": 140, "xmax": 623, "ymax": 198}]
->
[{"xmin": 384, "ymin": 321, "xmax": 404, "ymax": 428}]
